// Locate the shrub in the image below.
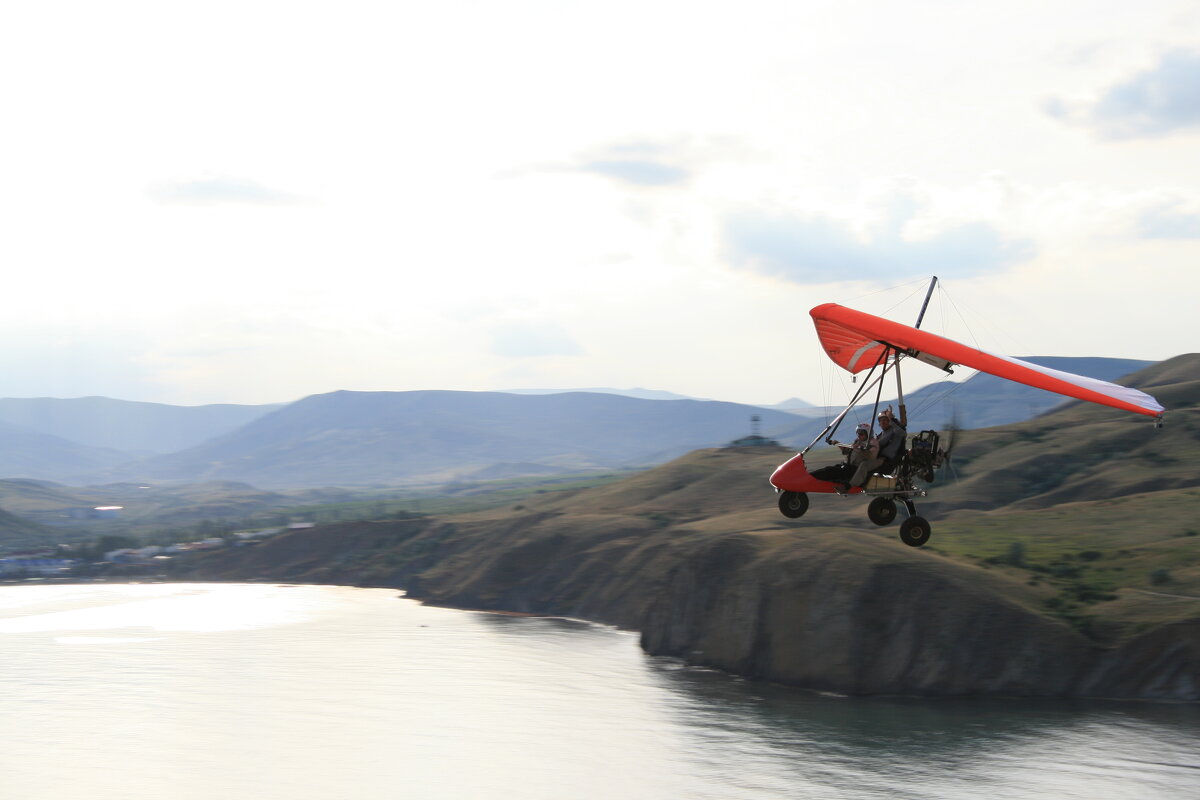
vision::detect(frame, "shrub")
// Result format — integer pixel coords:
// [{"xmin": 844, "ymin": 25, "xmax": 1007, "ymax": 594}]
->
[
  {"xmin": 1069, "ymin": 583, "xmax": 1117, "ymax": 603},
  {"xmin": 1149, "ymin": 568, "xmax": 1172, "ymax": 586},
  {"xmin": 1048, "ymin": 562, "xmax": 1081, "ymax": 579}
]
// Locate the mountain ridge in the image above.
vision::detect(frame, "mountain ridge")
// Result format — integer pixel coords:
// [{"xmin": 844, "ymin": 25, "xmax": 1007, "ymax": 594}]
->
[{"xmin": 115, "ymin": 390, "xmax": 807, "ymax": 488}]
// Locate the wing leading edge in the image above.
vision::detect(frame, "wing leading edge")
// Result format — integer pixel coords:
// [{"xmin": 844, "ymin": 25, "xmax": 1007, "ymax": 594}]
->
[{"xmin": 810, "ymin": 303, "xmax": 1165, "ymax": 419}]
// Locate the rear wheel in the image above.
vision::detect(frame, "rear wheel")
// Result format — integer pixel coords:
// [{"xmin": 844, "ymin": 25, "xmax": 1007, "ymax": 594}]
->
[
  {"xmin": 899, "ymin": 516, "xmax": 932, "ymax": 547},
  {"xmin": 778, "ymin": 491, "xmax": 809, "ymax": 519},
  {"xmin": 867, "ymin": 497, "xmax": 898, "ymax": 526}
]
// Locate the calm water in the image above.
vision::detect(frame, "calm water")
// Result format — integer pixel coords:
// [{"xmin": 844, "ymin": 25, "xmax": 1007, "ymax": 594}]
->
[{"xmin": 0, "ymin": 584, "xmax": 1196, "ymax": 800}]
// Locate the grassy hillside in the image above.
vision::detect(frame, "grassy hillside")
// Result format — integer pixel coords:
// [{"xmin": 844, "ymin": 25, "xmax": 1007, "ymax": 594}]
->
[
  {"xmin": 0, "ymin": 480, "xmax": 315, "ymax": 549},
  {"xmin": 0, "ymin": 420, "xmax": 135, "ymax": 482},
  {"xmin": 932, "ymin": 355, "xmax": 1198, "ymax": 511},
  {"xmin": 0, "ymin": 471, "xmax": 632, "ymax": 553},
  {"xmin": 0, "ymin": 507, "xmax": 61, "ymax": 550},
  {"xmin": 537, "ymin": 447, "xmax": 1198, "ymax": 642}
]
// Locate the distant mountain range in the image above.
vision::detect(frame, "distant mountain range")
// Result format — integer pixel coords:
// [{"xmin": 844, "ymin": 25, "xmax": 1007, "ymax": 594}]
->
[
  {"xmin": 509, "ymin": 386, "xmax": 819, "ymax": 409},
  {"xmin": 108, "ymin": 391, "xmax": 807, "ymax": 488},
  {"xmin": 0, "ymin": 356, "xmax": 1160, "ymax": 489},
  {"xmin": 0, "ymin": 396, "xmax": 282, "ymax": 454},
  {"xmin": 504, "ymin": 387, "xmax": 708, "ymax": 402}
]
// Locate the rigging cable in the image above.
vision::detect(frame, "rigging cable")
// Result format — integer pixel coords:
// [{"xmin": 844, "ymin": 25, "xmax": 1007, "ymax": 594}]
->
[{"xmin": 823, "ymin": 347, "xmax": 890, "ymax": 445}]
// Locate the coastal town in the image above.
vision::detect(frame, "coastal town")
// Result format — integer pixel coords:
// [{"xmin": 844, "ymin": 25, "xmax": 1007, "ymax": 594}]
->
[{"xmin": 0, "ymin": 523, "xmax": 314, "ymax": 580}]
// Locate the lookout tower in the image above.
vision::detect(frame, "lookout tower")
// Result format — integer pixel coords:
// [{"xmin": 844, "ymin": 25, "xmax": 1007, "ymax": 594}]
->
[{"xmin": 726, "ymin": 414, "xmax": 780, "ymax": 448}]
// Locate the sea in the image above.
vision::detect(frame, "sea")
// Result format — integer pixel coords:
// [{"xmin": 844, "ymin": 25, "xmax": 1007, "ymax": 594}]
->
[{"xmin": 0, "ymin": 583, "xmax": 1196, "ymax": 800}]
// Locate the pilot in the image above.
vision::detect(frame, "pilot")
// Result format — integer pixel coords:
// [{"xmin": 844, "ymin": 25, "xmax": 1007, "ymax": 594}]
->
[{"xmin": 847, "ymin": 408, "xmax": 907, "ymax": 489}]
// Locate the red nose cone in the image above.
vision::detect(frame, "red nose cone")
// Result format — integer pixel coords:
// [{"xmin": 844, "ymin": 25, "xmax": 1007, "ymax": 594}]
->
[{"xmin": 770, "ymin": 452, "xmax": 821, "ymax": 492}]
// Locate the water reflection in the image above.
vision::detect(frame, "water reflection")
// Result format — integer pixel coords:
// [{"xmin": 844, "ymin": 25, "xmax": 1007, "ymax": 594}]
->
[
  {"xmin": 479, "ymin": 611, "xmax": 1200, "ymax": 800},
  {"xmin": 657, "ymin": 666, "xmax": 1200, "ymax": 799}
]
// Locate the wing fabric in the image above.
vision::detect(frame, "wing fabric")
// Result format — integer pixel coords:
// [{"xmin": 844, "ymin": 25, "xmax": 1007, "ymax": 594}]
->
[{"xmin": 810, "ymin": 303, "xmax": 1165, "ymax": 419}]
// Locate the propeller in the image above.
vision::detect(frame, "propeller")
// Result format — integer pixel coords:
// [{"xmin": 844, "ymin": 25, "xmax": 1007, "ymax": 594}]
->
[{"xmin": 933, "ymin": 406, "xmax": 961, "ymax": 483}]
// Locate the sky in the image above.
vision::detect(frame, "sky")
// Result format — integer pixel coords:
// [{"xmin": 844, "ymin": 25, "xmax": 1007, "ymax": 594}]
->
[{"xmin": 2, "ymin": 0, "xmax": 1198, "ymax": 407}]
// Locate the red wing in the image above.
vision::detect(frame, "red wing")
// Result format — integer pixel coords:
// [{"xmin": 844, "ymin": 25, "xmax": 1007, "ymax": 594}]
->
[{"xmin": 810, "ymin": 303, "xmax": 1164, "ymax": 419}]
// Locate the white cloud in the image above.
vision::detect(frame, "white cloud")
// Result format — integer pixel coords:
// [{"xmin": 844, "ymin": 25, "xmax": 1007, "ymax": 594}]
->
[
  {"xmin": 489, "ymin": 322, "xmax": 584, "ymax": 358},
  {"xmin": 577, "ymin": 160, "xmax": 690, "ymax": 187},
  {"xmin": 148, "ymin": 176, "xmax": 303, "ymax": 205},
  {"xmin": 1046, "ymin": 50, "xmax": 1200, "ymax": 139},
  {"xmin": 1138, "ymin": 202, "xmax": 1200, "ymax": 238},
  {"xmin": 723, "ymin": 211, "xmax": 1033, "ymax": 284}
]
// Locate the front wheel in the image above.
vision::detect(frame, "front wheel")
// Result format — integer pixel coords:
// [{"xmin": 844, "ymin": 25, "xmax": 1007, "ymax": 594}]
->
[
  {"xmin": 899, "ymin": 516, "xmax": 932, "ymax": 547},
  {"xmin": 867, "ymin": 497, "xmax": 898, "ymax": 526},
  {"xmin": 778, "ymin": 491, "xmax": 809, "ymax": 519}
]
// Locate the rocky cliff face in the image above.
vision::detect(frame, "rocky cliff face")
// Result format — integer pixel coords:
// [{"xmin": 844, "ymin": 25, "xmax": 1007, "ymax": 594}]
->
[
  {"xmin": 637, "ymin": 533, "xmax": 1087, "ymax": 696},
  {"xmin": 634, "ymin": 531, "xmax": 1200, "ymax": 699}
]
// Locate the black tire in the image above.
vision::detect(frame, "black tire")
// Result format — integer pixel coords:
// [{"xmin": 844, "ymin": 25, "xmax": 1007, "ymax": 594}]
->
[
  {"xmin": 899, "ymin": 516, "xmax": 932, "ymax": 547},
  {"xmin": 867, "ymin": 497, "xmax": 898, "ymax": 526},
  {"xmin": 778, "ymin": 491, "xmax": 809, "ymax": 519}
]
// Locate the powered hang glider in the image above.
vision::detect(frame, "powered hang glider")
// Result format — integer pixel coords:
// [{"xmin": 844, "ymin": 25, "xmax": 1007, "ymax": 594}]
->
[{"xmin": 770, "ymin": 279, "xmax": 1166, "ymax": 547}]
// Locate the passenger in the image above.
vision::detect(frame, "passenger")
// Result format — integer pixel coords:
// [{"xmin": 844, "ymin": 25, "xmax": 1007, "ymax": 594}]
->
[
  {"xmin": 847, "ymin": 407, "xmax": 907, "ymax": 489},
  {"xmin": 842, "ymin": 423, "xmax": 874, "ymax": 470},
  {"xmin": 832, "ymin": 423, "xmax": 875, "ymax": 493}
]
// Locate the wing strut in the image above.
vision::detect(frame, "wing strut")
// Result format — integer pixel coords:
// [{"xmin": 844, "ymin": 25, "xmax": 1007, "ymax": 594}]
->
[{"xmin": 899, "ymin": 276, "xmax": 938, "ymax": 428}]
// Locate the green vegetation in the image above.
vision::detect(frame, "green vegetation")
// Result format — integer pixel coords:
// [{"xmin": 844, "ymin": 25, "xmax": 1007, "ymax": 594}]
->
[
  {"xmin": 0, "ymin": 470, "xmax": 630, "ymax": 554},
  {"xmin": 929, "ymin": 488, "xmax": 1200, "ymax": 639},
  {"xmin": 280, "ymin": 472, "xmax": 629, "ymax": 522}
]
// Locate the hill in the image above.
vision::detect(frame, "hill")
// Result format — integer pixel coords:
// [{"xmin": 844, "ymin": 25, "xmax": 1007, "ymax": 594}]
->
[
  {"xmin": 176, "ymin": 357, "xmax": 1200, "ymax": 698},
  {"xmin": 0, "ymin": 506, "xmax": 61, "ymax": 551},
  {"xmin": 0, "ymin": 396, "xmax": 282, "ymax": 454},
  {"xmin": 0, "ymin": 420, "xmax": 135, "ymax": 482},
  {"xmin": 107, "ymin": 390, "xmax": 808, "ymax": 488},
  {"xmin": 0, "ymin": 478, "xmax": 370, "ymax": 551},
  {"xmin": 504, "ymin": 387, "xmax": 706, "ymax": 401}
]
